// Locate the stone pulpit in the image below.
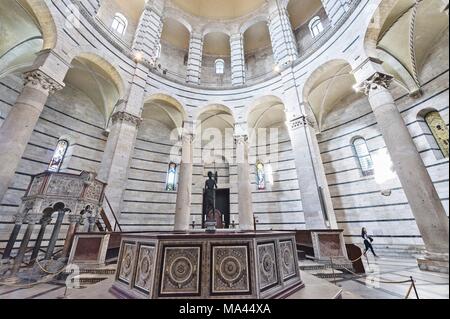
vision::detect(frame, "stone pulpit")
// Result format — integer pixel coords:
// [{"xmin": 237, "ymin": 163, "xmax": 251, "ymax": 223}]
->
[{"xmin": 2, "ymin": 171, "xmax": 106, "ymax": 273}]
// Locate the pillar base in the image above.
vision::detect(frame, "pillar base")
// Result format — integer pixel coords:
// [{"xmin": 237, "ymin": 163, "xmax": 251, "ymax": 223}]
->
[{"xmin": 417, "ymin": 252, "xmax": 449, "ymax": 274}]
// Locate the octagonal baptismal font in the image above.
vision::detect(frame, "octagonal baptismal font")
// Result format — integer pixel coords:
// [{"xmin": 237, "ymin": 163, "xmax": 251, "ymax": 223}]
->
[{"xmin": 110, "ymin": 231, "xmax": 304, "ymax": 299}]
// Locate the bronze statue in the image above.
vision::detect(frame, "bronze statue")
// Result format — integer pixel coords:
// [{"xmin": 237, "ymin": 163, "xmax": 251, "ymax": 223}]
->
[{"xmin": 204, "ymin": 171, "xmax": 218, "ymax": 215}]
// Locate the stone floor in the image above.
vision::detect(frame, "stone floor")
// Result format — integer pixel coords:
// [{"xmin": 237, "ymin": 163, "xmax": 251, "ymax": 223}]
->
[
  {"xmin": 334, "ymin": 256, "xmax": 449, "ymax": 299},
  {"xmin": 0, "ymin": 256, "xmax": 447, "ymax": 299}
]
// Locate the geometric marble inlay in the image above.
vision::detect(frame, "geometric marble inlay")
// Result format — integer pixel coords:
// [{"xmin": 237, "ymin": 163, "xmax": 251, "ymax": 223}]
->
[
  {"xmin": 212, "ymin": 245, "xmax": 250, "ymax": 295},
  {"xmin": 118, "ymin": 243, "xmax": 137, "ymax": 285},
  {"xmin": 134, "ymin": 245, "xmax": 156, "ymax": 294},
  {"xmin": 279, "ymin": 240, "xmax": 297, "ymax": 281},
  {"xmin": 258, "ymin": 242, "xmax": 278, "ymax": 291},
  {"xmin": 160, "ymin": 246, "xmax": 201, "ymax": 296}
]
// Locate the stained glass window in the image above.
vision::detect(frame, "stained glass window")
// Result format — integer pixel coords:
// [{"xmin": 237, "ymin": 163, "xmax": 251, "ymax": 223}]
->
[
  {"xmin": 166, "ymin": 162, "xmax": 178, "ymax": 191},
  {"xmin": 353, "ymin": 138, "xmax": 374, "ymax": 176},
  {"xmin": 309, "ymin": 16, "xmax": 324, "ymax": 38},
  {"xmin": 256, "ymin": 161, "xmax": 266, "ymax": 190},
  {"xmin": 425, "ymin": 111, "xmax": 449, "ymax": 158},
  {"xmin": 48, "ymin": 139, "xmax": 69, "ymax": 172}
]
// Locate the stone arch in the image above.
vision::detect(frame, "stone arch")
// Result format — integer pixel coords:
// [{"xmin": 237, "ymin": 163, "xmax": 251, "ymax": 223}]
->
[
  {"xmin": 163, "ymin": 7, "xmax": 194, "ymax": 34},
  {"xmin": 24, "ymin": 0, "xmax": 58, "ymax": 50},
  {"xmin": 302, "ymin": 59, "xmax": 358, "ymax": 129},
  {"xmin": 144, "ymin": 92, "xmax": 189, "ymax": 122},
  {"xmin": 63, "ymin": 50, "xmax": 126, "ymax": 127},
  {"xmin": 194, "ymin": 101, "xmax": 236, "ymax": 125},
  {"xmin": 239, "ymin": 14, "xmax": 269, "ymax": 34}
]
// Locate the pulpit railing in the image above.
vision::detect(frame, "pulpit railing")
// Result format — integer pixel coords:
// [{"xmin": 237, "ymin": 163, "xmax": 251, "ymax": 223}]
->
[{"xmin": 101, "ymin": 196, "xmax": 122, "ymax": 232}]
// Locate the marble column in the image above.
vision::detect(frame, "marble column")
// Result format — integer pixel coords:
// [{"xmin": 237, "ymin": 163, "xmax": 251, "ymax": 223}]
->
[
  {"xmin": 132, "ymin": 0, "xmax": 164, "ymax": 64},
  {"xmin": 98, "ymin": 111, "xmax": 141, "ymax": 220},
  {"xmin": 30, "ymin": 216, "xmax": 52, "ymax": 264},
  {"xmin": 282, "ymin": 67, "xmax": 336, "ymax": 230},
  {"xmin": 62, "ymin": 215, "xmax": 82, "ymax": 258},
  {"xmin": 12, "ymin": 214, "xmax": 40, "ymax": 274},
  {"xmin": 320, "ymin": 0, "xmax": 351, "ymax": 25},
  {"xmin": 268, "ymin": 0, "xmax": 298, "ymax": 67},
  {"xmin": 186, "ymin": 31, "xmax": 203, "ymax": 85},
  {"xmin": 0, "ymin": 70, "xmax": 63, "ymax": 203},
  {"xmin": 235, "ymin": 135, "xmax": 255, "ymax": 231},
  {"xmin": 45, "ymin": 210, "xmax": 65, "ymax": 260},
  {"xmin": 230, "ymin": 33, "xmax": 246, "ymax": 86},
  {"xmin": 360, "ymin": 72, "xmax": 449, "ymax": 271},
  {"xmin": 98, "ymin": 65, "xmax": 146, "ymax": 221},
  {"xmin": 174, "ymin": 133, "xmax": 194, "ymax": 232},
  {"xmin": 289, "ymin": 116, "xmax": 329, "ymax": 229},
  {"xmin": 2, "ymin": 215, "xmax": 25, "ymax": 260}
]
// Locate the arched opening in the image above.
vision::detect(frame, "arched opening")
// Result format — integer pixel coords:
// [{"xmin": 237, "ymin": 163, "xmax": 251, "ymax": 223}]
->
[
  {"xmin": 247, "ymin": 96, "xmax": 304, "ymax": 230},
  {"xmin": 287, "ymin": 0, "xmax": 327, "ymax": 53},
  {"xmin": 97, "ymin": 0, "xmax": 145, "ymax": 45},
  {"xmin": 193, "ymin": 104, "xmax": 235, "ymax": 228},
  {"xmin": 243, "ymin": 21, "xmax": 274, "ymax": 82},
  {"xmin": 202, "ymin": 32, "xmax": 231, "ymax": 86},
  {"xmin": 65, "ymin": 54, "xmax": 123, "ymax": 129},
  {"xmin": 120, "ymin": 94, "xmax": 186, "ymax": 232},
  {"xmin": 111, "ymin": 13, "xmax": 128, "ymax": 36},
  {"xmin": 160, "ymin": 17, "xmax": 191, "ymax": 82}
]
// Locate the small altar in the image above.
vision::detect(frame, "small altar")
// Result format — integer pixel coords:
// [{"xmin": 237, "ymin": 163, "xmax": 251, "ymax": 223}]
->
[{"xmin": 110, "ymin": 231, "xmax": 304, "ymax": 299}]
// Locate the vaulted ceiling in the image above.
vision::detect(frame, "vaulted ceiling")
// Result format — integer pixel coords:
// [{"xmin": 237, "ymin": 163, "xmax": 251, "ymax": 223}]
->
[{"xmin": 377, "ymin": 0, "xmax": 449, "ymax": 92}]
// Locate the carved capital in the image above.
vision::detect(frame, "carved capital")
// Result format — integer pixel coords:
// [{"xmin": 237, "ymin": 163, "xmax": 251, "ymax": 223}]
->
[
  {"xmin": 234, "ymin": 135, "xmax": 248, "ymax": 143},
  {"xmin": 24, "ymin": 213, "xmax": 42, "ymax": 225},
  {"xmin": 23, "ymin": 70, "xmax": 64, "ymax": 95},
  {"xmin": 111, "ymin": 111, "xmax": 142, "ymax": 127},
  {"xmin": 68, "ymin": 214, "xmax": 83, "ymax": 225},
  {"xmin": 181, "ymin": 133, "xmax": 194, "ymax": 145},
  {"xmin": 289, "ymin": 115, "xmax": 314, "ymax": 130},
  {"xmin": 357, "ymin": 72, "xmax": 394, "ymax": 96}
]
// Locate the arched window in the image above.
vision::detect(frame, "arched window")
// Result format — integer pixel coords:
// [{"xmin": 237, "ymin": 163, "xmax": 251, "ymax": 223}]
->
[
  {"xmin": 425, "ymin": 111, "xmax": 449, "ymax": 158},
  {"xmin": 215, "ymin": 59, "xmax": 225, "ymax": 75},
  {"xmin": 111, "ymin": 13, "xmax": 128, "ymax": 36},
  {"xmin": 48, "ymin": 139, "xmax": 69, "ymax": 172},
  {"xmin": 256, "ymin": 161, "xmax": 266, "ymax": 190},
  {"xmin": 353, "ymin": 138, "xmax": 374, "ymax": 176},
  {"xmin": 309, "ymin": 16, "xmax": 324, "ymax": 38},
  {"xmin": 166, "ymin": 162, "xmax": 178, "ymax": 191}
]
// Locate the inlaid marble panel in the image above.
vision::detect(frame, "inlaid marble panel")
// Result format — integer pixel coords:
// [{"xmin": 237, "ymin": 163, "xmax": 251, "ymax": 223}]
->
[
  {"xmin": 279, "ymin": 240, "xmax": 297, "ymax": 281},
  {"xmin": 212, "ymin": 245, "xmax": 250, "ymax": 295},
  {"xmin": 134, "ymin": 245, "xmax": 156, "ymax": 294},
  {"xmin": 160, "ymin": 246, "xmax": 201, "ymax": 296},
  {"xmin": 258, "ymin": 242, "xmax": 279, "ymax": 291},
  {"xmin": 118, "ymin": 243, "xmax": 137, "ymax": 285}
]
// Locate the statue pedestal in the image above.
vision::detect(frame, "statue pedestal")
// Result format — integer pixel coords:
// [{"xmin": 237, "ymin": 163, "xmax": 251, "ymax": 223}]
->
[{"xmin": 110, "ymin": 231, "xmax": 304, "ymax": 299}]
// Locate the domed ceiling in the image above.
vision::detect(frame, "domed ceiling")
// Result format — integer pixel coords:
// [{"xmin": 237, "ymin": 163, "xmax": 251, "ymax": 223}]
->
[{"xmin": 172, "ymin": 0, "xmax": 267, "ymax": 20}]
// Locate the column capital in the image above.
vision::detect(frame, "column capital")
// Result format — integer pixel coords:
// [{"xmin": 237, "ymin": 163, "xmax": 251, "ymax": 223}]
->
[
  {"xmin": 289, "ymin": 115, "xmax": 314, "ymax": 131},
  {"xmin": 111, "ymin": 111, "xmax": 143, "ymax": 127},
  {"xmin": 23, "ymin": 70, "xmax": 64, "ymax": 95},
  {"xmin": 234, "ymin": 134, "xmax": 249, "ymax": 144},
  {"xmin": 24, "ymin": 213, "xmax": 42, "ymax": 225},
  {"xmin": 356, "ymin": 72, "xmax": 394, "ymax": 96},
  {"xmin": 68, "ymin": 214, "xmax": 83, "ymax": 225},
  {"xmin": 13, "ymin": 214, "xmax": 26, "ymax": 225}
]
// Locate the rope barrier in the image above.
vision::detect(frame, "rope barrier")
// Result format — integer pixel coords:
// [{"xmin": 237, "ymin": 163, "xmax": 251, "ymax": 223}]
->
[{"xmin": 325, "ymin": 257, "xmax": 420, "ymax": 299}]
